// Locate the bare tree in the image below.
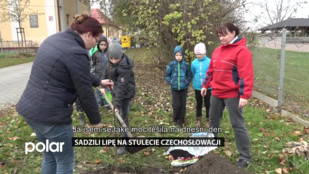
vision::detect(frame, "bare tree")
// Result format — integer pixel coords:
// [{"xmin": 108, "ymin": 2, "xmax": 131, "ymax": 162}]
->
[
  {"xmin": 0, "ymin": 0, "xmax": 30, "ymax": 29},
  {"xmin": 0, "ymin": 0, "xmax": 31, "ymax": 51},
  {"xmin": 251, "ymin": 0, "xmax": 307, "ymax": 25}
]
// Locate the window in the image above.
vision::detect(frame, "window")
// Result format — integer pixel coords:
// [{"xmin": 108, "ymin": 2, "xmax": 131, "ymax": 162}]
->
[
  {"xmin": 29, "ymin": 14, "xmax": 38, "ymax": 28},
  {"xmin": 66, "ymin": 14, "xmax": 70, "ymax": 28}
]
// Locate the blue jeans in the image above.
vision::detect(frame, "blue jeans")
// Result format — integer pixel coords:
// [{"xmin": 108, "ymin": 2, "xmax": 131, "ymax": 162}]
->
[
  {"xmin": 23, "ymin": 117, "xmax": 74, "ymax": 174},
  {"xmin": 94, "ymin": 88, "xmax": 108, "ymax": 107},
  {"xmin": 118, "ymin": 99, "xmax": 131, "ymax": 137}
]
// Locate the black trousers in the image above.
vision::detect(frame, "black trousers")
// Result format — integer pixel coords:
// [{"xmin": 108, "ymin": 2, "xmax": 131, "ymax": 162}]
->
[
  {"xmin": 171, "ymin": 89, "xmax": 188, "ymax": 125},
  {"xmin": 75, "ymin": 98, "xmax": 84, "ymax": 112},
  {"xmin": 194, "ymin": 89, "xmax": 211, "ymax": 118}
]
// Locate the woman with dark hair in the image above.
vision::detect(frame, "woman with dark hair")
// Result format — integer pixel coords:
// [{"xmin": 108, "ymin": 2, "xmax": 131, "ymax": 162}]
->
[
  {"xmin": 201, "ymin": 22, "xmax": 254, "ymax": 168},
  {"xmin": 16, "ymin": 14, "xmax": 113, "ymax": 174}
]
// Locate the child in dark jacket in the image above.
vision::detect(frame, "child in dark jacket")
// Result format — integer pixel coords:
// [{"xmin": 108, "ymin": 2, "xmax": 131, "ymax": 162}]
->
[
  {"xmin": 92, "ymin": 36, "xmax": 112, "ymax": 111},
  {"xmin": 165, "ymin": 45, "xmax": 192, "ymax": 127},
  {"xmin": 102, "ymin": 40, "xmax": 135, "ymax": 137}
]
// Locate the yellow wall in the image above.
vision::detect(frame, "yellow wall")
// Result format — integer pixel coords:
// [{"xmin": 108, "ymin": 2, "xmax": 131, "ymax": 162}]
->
[
  {"xmin": 0, "ymin": 20, "xmax": 12, "ymax": 42},
  {"xmin": 62, "ymin": 0, "xmax": 90, "ymax": 29},
  {"xmin": 102, "ymin": 25, "xmax": 122, "ymax": 38},
  {"xmin": 23, "ymin": 0, "xmax": 48, "ymax": 45},
  {"xmin": 0, "ymin": 0, "xmax": 90, "ymax": 45},
  {"xmin": 0, "ymin": 0, "xmax": 12, "ymax": 42}
]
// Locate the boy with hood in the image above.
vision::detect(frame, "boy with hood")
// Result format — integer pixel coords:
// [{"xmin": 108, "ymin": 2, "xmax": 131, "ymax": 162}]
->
[
  {"xmin": 101, "ymin": 40, "xmax": 135, "ymax": 138},
  {"xmin": 165, "ymin": 45, "xmax": 192, "ymax": 127},
  {"xmin": 92, "ymin": 36, "xmax": 112, "ymax": 111}
]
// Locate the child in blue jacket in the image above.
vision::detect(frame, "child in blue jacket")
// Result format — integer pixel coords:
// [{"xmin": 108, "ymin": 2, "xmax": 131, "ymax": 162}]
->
[
  {"xmin": 165, "ymin": 45, "xmax": 192, "ymax": 127},
  {"xmin": 191, "ymin": 43, "xmax": 211, "ymax": 127}
]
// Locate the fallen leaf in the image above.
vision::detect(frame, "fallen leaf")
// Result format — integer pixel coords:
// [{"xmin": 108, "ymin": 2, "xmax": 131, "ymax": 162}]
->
[
  {"xmin": 107, "ymin": 124, "xmax": 113, "ymax": 128},
  {"xmin": 293, "ymin": 131, "xmax": 302, "ymax": 136},
  {"xmin": 82, "ymin": 161, "xmax": 91, "ymax": 164},
  {"xmin": 275, "ymin": 137, "xmax": 281, "ymax": 141},
  {"xmin": 260, "ymin": 127, "xmax": 266, "ymax": 132},
  {"xmin": 278, "ymin": 154, "xmax": 285, "ymax": 160},
  {"xmin": 104, "ymin": 147, "xmax": 109, "ymax": 151},
  {"xmin": 8, "ymin": 137, "xmax": 21, "ymax": 141},
  {"xmin": 143, "ymin": 151, "xmax": 150, "ymax": 156},
  {"xmin": 94, "ymin": 159, "xmax": 101, "ymax": 164},
  {"xmin": 280, "ymin": 159, "xmax": 286, "ymax": 166},
  {"xmin": 99, "ymin": 149, "xmax": 106, "ymax": 153},
  {"xmin": 117, "ymin": 158, "xmax": 125, "ymax": 162},
  {"xmin": 282, "ymin": 167, "xmax": 289, "ymax": 173},
  {"xmin": 275, "ymin": 168, "xmax": 282, "ymax": 174},
  {"xmin": 224, "ymin": 150, "xmax": 232, "ymax": 157},
  {"xmin": 287, "ymin": 118, "xmax": 294, "ymax": 122},
  {"xmin": 84, "ymin": 124, "xmax": 90, "ymax": 128},
  {"xmin": 303, "ymin": 127, "xmax": 309, "ymax": 135},
  {"xmin": 76, "ymin": 165, "xmax": 83, "ymax": 169},
  {"xmin": 213, "ymin": 151, "xmax": 220, "ymax": 154}
]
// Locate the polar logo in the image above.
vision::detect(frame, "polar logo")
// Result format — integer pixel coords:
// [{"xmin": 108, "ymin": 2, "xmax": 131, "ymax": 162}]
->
[{"xmin": 25, "ymin": 140, "xmax": 64, "ymax": 154}]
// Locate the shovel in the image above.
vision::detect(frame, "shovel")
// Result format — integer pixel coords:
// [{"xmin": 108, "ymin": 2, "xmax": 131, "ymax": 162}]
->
[{"xmin": 99, "ymin": 88, "xmax": 148, "ymax": 154}]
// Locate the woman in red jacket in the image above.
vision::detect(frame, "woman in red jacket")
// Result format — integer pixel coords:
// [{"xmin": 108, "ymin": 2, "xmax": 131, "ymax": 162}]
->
[{"xmin": 201, "ymin": 22, "xmax": 254, "ymax": 168}]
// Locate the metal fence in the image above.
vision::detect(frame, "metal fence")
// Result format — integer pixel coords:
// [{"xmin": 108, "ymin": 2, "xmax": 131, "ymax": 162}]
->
[
  {"xmin": 0, "ymin": 40, "xmax": 38, "ymax": 53},
  {"xmin": 252, "ymin": 31, "xmax": 309, "ymax": 119}
]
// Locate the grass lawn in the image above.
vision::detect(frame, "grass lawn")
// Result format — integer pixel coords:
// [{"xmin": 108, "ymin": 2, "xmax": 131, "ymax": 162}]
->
[
  {"xmin": 0, "ymin": 48, "xmax": 308, "ymax": 174},
  {"xmin": 0, "ymin": 53, "xmax": 35, "ymax": 68},
  {"xmin": 251, "ymin": 47, "xmax": 309, "ymax": 119}
]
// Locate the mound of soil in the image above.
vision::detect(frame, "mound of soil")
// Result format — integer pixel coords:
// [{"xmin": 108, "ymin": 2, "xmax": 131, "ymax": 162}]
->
[
  {"xmin": 183, "ymin": 153, "xmax": 252, "ymax": 174},
  {"xmin": 91, "ymin": 153, "xmax": 252, "ymax": 174}
]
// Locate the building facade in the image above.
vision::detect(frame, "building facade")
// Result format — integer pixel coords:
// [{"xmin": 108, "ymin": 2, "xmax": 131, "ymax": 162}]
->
[
  {"xmin": 91, "ymin": 9, "xmax": 122, "ymax": 39},
  {"xmin": 0, "ymin": 0, "xmax": 90, "ymax": 46}
]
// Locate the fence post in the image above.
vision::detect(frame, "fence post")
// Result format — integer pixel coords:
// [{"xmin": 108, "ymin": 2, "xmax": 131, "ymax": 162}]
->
[{"xmin": 277, "ymin": 28, "xmax": 287, "ymax": 112}]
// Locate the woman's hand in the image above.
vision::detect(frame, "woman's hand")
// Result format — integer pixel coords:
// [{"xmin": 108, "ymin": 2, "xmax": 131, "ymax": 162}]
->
[
  {"xmin": 100, "ymin": 79, "xmax": 114, "ymax": 90},
  {"xmin": 239, "ymin": 98, "xmax": 248, "ymax": 108},
  {"xmin": 114, "ymin": 108, "xmax": 119, "ymax": 114},
  {"xmin": 201, "ymin": 87, "xmax": 207, "ymax": 97},
  {"xmin": 99, "ymin": 88, "xmax": 106, "ymax": 94}
]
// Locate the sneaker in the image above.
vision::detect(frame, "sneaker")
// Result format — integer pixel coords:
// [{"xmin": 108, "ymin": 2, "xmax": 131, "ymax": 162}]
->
[
  {"xmin": 80, "ymin": 120, "xmax": 86, "ymax": 126},
  {"xmin": 117, "ymin": 146, "xmax": 128, "ymax": 156},
  {"xmin": 236, "ymin": 159, "xmax": 250, "ymax": 167},
  {"xmin": 177, "ymin": 124, "xmax": 183, "ymax": 128},
  {"xmin": 170, "ymin": 156, "xmax": 199, "ymax": 167}
]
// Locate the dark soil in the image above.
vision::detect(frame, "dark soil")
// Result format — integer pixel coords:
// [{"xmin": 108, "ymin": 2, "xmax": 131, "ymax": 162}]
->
[
  {"xmin": 183, "ymin": 153, "xmax": 252, "ymax": 174},
  {"xmin": 90, "ymin": 153, "xmax": 252, "ymax": 174}
]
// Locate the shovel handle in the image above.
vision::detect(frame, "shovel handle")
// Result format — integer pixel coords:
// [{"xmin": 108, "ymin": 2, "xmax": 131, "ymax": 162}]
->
[{"xmin": 98, "ymin": 87, "xmax": 133, "ymax": 138}]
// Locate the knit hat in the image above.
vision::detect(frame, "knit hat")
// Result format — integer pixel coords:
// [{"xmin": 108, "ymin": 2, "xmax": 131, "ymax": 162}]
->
[
  {"xmin": 194, "ymin": 43, "xmax": 206, "ymax": 55},
  {"xmin": 108, "ymin": 40, "xmax": 123, "ymax": 58}
]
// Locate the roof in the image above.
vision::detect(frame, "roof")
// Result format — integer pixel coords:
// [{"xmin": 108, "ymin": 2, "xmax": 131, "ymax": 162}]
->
[
  {"xmin": 259, "ymin": 18, "xmax": 309, "ymax": 31},
  {"xmin": 90, "ymin": 9, "xmax": 118, "ymax": 27}
]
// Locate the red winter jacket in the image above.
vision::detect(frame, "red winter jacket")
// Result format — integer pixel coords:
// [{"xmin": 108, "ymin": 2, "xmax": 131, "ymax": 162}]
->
[{"xmin": 203, "ymin": 37, "xmax": 254, "ymax": 99}]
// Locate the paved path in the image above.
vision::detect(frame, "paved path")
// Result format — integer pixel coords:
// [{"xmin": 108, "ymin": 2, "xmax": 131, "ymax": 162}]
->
[{"xmin": 0, "ymin": 62, "xmax": 33, "ymax": 109}]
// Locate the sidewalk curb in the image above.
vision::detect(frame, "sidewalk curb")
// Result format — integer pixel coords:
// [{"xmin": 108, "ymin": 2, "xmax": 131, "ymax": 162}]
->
[{"xmin": 252, "ymin": 90, "xmax": 309, "ymax": 127}]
